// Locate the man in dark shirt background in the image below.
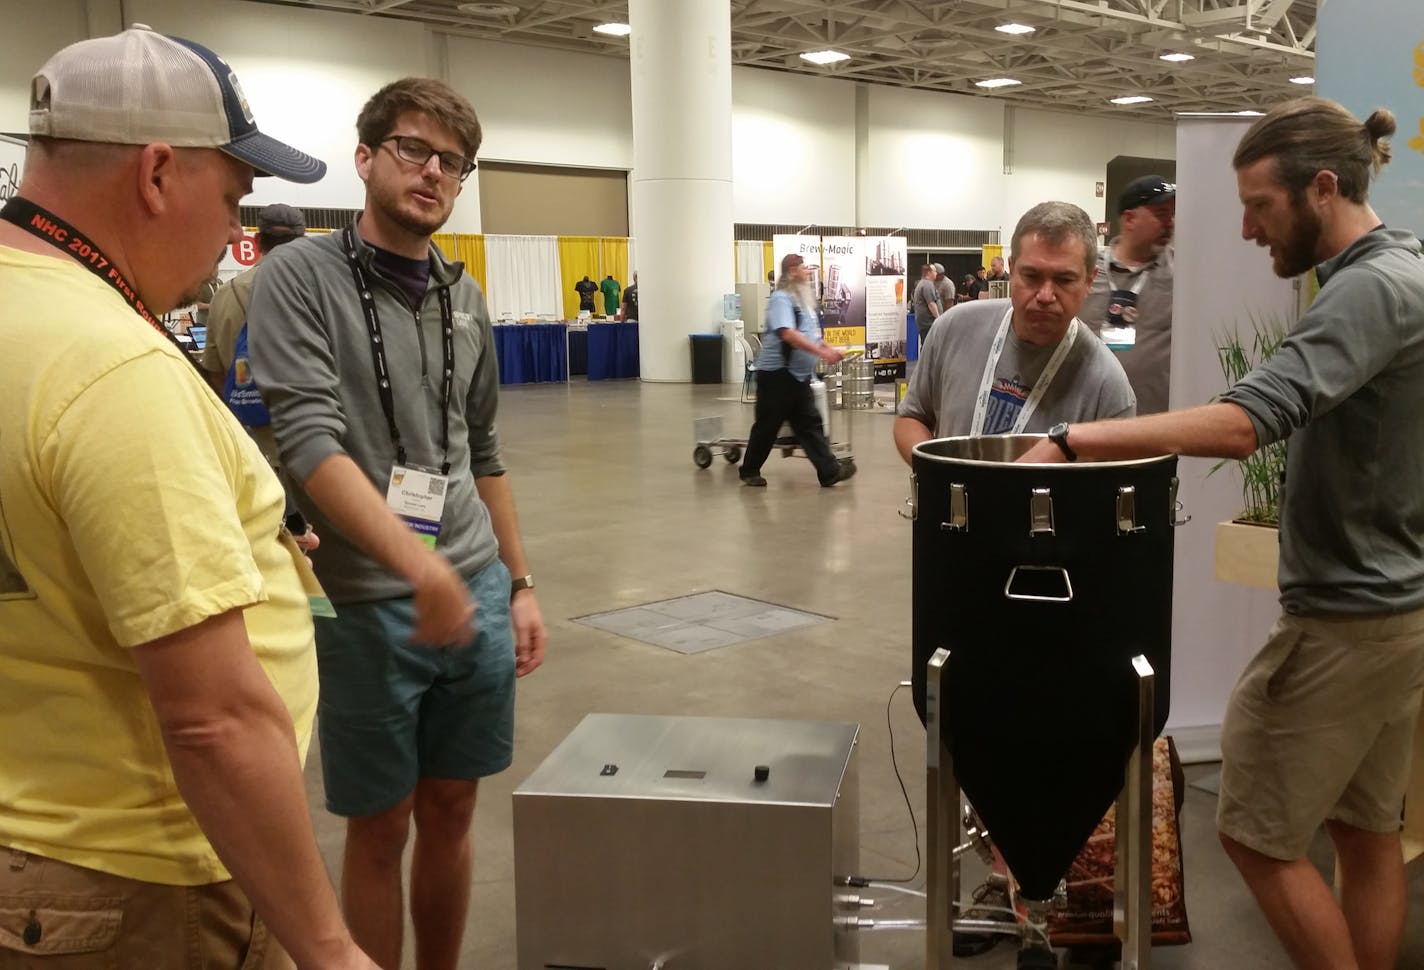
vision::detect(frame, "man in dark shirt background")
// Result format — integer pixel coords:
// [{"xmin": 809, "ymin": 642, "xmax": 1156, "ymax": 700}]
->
[{"xmin": 619, "ymin": 273, "xmax": 638, "ymax": 321}]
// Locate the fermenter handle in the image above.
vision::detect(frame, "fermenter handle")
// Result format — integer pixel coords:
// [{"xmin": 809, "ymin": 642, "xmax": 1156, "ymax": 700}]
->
[{"xmin": 1003, "ymin": 565, "xmax": 1074, "ymax": 603}]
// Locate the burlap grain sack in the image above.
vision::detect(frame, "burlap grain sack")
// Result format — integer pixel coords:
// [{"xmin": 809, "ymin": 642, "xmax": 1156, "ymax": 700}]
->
[{"xmin": 1046, "ymin": 735, "xmax": 1191, "ymax": 947}]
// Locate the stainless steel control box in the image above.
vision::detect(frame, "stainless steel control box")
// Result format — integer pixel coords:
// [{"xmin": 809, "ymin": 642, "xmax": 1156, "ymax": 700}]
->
[{"xmin": 514, "ymin": 713, "xmax": 860, "ymax": 970}]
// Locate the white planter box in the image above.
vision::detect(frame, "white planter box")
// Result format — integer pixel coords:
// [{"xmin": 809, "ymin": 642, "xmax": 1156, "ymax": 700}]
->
[{"xmin": 1213, "ymin": 520, "xmax": 1278, "ymax": 591}]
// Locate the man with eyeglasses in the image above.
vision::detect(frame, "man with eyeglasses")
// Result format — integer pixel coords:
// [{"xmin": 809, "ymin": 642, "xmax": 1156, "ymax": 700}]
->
[{"xmin": 246, "ymin": 77, "xmax": 547, "ymax": 970}]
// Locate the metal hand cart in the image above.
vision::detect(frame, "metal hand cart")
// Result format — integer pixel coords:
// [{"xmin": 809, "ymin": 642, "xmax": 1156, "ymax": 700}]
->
[{"xmin": 691, "ymin": 352, "xmax": 859, "ymax": 475}]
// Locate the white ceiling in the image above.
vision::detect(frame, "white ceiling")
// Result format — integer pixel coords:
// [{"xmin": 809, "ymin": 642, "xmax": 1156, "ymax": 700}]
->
[{"xmin": 243, "ymin": 0, "xmax": 1317, "ymax": 120}]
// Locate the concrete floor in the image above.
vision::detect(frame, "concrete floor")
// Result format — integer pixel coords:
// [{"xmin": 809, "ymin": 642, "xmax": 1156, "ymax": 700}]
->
[{"xmin": 303, "ymin": 378, "xmax": 1424, "ymax": 970}]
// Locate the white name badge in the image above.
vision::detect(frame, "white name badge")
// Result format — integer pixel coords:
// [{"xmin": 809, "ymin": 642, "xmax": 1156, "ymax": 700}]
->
[
  {"xmin": 386, "ymin": 464, "xmax": 449, "ymax": 549},
  {"xmin": 1101, "ymin": 324, "xmax": 1137, "ymax": 351}
]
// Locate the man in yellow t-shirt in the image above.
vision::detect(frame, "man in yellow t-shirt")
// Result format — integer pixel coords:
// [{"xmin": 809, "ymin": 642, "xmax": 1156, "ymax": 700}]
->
[{"xmin": 0, "ymin": 27, "xmax": 377, "ymax": 970}]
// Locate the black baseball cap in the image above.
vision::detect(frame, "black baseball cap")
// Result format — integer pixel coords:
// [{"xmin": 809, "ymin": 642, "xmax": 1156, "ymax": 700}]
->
[
  {"xmin": 1119, "ymin": 175, "xmax": 1175, "ymax": 213},
  {"xmin": 256, "ymin": 203, "xmax": 306, "ymax": 238}
]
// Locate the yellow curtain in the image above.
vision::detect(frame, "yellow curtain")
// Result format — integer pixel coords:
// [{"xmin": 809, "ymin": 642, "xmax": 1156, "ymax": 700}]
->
[
  {"xmin": 599, "ymin": 237, "xmax": 630, "ymax": 315},
  {"xmin": 431, "ymin": 233, "xmax": 488, "ymax": 295},
  {"xmin": 982, "ymin": 243, "xmax": 1004, "ymax": 269},
  {"xmin": 763, "ymin": 241, "xmax": 774, "ymax": 280},
  {"xmin": 557, "ymin": 236, "xmax": 602, "ymax": 320},
  {"xmin": 456, "ymin": 235, "xmax": 487, "ymax": 294},
  {"xmin": 432, "ymin": 233, "xmax": 457, "ymax": 262}
]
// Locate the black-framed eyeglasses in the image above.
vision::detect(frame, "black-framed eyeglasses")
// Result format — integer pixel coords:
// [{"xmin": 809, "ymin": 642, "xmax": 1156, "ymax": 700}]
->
[{"xmin": 378, "ymin": 135, "xmax": 477, "ymax": 181}]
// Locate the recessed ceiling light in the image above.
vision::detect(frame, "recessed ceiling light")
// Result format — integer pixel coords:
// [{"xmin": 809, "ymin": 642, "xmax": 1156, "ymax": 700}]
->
[
  {"xmin": 1235, "ymin": 110, "xmax": 1266, "ymax": 116},
  {"xmin": 975, "ymin": 78, "xmax": 1023, "ymax": 89},
  {"xmin": 457, "ymin": 2, "xmax": 519, "ymax": 16},
  {"xmin": 1109, "ymin": 95, "xmax": 1154, "ymax": 105},
  {"xmin": 1289, "ymin": 75, "xmax": 1315, "ymax": 85},
  {"xmin": 593, "ymin": 22, "xmax": 631, "ymax": 36},
  {"xmin": 995, "ymin": 23, "xmax": 1036, "ymax": 35},
  {"xmin": 800, "ymin": 49, "xmax": 850, "ymax": 65},
  {"xmin": 1159, "ymin": 52, "xmax": 1195, "ymax": 62}
]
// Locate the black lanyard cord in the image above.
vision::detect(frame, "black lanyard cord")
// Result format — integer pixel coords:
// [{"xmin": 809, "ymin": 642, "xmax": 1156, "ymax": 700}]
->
[
  {"xmin": 341, "ymin": 227, "xmax": 454, "ymax": 476},
  {"xmin": 1, "ymin": 196, "xmax": 205, "ymax": 374}
]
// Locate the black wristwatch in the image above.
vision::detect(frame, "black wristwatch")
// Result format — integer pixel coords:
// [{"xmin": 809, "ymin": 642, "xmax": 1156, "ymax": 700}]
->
[{"xmin": 1047, "ymin": 422, "xmax": 1077, "ymax": 462}]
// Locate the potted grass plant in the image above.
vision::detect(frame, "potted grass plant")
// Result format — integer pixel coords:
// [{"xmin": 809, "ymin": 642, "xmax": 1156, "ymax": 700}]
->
[{"xmin": 1212, "ymin": 319, "xmax": 1287, "ymax": 589}]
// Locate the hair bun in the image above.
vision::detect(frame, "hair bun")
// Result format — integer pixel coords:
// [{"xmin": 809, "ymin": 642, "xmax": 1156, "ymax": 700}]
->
[{"xmin": 1365, "ymin": 109, "xmax": 1397, "ymax": 141}]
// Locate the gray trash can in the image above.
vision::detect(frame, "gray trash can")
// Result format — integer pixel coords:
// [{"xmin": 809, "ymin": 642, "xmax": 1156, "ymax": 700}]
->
[{"xmin": 689, "ymin": 334, "xmax": 723, "ymax": 384}]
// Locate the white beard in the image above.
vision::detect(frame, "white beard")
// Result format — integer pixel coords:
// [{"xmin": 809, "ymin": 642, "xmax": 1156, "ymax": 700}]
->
[{"xmin": 787, "ymin": 280, "xmax": 817, "ymax": 313}]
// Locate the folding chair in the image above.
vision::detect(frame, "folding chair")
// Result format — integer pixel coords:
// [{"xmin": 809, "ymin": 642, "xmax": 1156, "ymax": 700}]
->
[{"xmin": 739, "ymin": 332, "xmax": 761, "ymax": 403}]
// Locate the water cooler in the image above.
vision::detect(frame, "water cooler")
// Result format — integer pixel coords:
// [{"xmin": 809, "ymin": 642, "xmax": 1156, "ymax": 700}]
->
[{"xmin": 723, "ymin": 292, "xmax": 744, "ymax": 384}]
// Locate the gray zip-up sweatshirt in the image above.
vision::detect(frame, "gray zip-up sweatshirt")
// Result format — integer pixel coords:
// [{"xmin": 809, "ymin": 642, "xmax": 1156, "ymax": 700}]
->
[
  {"xmin": 1222, "ymin": 227, "xmax": 1424, "ymax": 615},
  {"xmin": 247, "ymin": 219, "xmax": 503, "ymax": 604}
]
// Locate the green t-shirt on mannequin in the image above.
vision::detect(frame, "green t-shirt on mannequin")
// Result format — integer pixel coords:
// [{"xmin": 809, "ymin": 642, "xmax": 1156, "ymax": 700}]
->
[{"xmin": 599, "ymin": 276, "xmax": 620, "ymax": 316}]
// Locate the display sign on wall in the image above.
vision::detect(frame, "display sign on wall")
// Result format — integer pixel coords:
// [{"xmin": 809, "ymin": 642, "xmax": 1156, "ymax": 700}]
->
[
  {"xmin": 770, "ymin": 232, "xmax": 908, "ymax": 377},
  {"xmin": 1317, "ymin": 1, "xmax": 1424, "ymax": 237},
  {"xmin": 217, "ymin": 226, "xmax": 330, "ymax": 281}
]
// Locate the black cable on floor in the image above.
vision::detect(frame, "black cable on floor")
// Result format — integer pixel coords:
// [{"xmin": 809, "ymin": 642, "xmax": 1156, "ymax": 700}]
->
[{"xmin": 850, "ymin": 681, "xmax": 922, "ymax": 885}]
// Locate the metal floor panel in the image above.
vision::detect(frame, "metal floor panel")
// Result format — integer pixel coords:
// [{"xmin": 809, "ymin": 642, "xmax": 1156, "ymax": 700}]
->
[{"xmin": 574, "ymin": 590, "xmax": 830, "ymax": 653}]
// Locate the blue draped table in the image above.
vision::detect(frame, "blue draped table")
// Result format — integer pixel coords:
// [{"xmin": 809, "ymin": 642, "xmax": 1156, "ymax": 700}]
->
[
  {"xmin": 568, "ymin": 328, "xmax": 589, "ymax": 376},
  {"xmin": 587, "ymin": 321, "xmax": 640, "ymax": 380},
  {"xmin": 493, "ymin": 323, "xmax": 568, "ymax": 385}
]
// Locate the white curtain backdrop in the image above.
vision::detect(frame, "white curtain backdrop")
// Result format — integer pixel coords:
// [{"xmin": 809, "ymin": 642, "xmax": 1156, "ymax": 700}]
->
[
  {"xmin": 483, "ymin": 235, "xmax": 563, "ymax": 321},
  {"xmin": 1163, "ymin": 115, "xmax": 1298, "ymax": 757},
  {"xmin": 735, "ymin": 241, "xmax": 766, "ymax": 284}
]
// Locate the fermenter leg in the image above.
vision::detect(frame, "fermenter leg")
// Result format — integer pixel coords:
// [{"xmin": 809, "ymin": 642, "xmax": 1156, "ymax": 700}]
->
[
  {"xmin": 926, "ymin": 647, "xmax": 957, "ymax": 970},
  {"xmin": 1114, "ymin": 655, "xmax": 1155, "ymax": 970}
]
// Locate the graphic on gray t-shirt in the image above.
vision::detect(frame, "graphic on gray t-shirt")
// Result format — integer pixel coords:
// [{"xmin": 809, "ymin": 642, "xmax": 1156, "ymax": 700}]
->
[{"xmin": 899, "ymin": 299, "xmax": 1136, "ymax": 436}]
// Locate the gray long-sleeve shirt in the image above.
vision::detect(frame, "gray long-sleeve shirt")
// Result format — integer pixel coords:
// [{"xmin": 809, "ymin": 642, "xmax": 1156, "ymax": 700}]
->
[
  {"xmin": 1221, "ymin": 228, "xmax": 1424, "ymax": 615},
  {"xmin": 247, "ymin": 219, "xmax": 504, "ymax": 604}
]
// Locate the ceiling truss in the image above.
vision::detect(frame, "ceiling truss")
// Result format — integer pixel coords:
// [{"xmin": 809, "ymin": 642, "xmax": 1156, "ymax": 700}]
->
[{"xmin": 243, "ymin": 0, "xmax": 1316, "ymax": 119}]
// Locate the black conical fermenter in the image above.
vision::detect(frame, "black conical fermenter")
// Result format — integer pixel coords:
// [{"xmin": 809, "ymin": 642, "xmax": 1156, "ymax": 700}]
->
[{"xmin": 910, "ymin": 435, "xmax": 1178, "ymax": 901}]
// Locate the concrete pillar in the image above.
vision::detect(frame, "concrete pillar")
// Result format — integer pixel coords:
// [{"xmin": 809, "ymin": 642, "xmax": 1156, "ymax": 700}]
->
[{"xmin": 628, "ymin": 0, "xmax": 734, "ymax": 382}]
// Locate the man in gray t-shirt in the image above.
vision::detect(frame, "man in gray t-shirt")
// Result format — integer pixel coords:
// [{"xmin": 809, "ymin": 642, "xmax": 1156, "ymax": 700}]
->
[
  {"xmin": 933, "ymin": 262, "xmax": 956, "ymax": 310},
  {"xmin": 910, "ymin": 263, "xmax": 943, "ymax": 347},
  {"xmin": 895, "ymin": 202, "xmax": 1135, "ymax": 462}
]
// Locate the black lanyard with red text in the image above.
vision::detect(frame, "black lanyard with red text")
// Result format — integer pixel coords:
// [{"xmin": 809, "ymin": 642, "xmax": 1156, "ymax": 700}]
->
[
  {"xmin": 0, "ymin": 196, "xmax": 201, "ymax": 368},
  {"xmin": 341, "ymin": 226, "xmax": 454, "ymax": 475}
]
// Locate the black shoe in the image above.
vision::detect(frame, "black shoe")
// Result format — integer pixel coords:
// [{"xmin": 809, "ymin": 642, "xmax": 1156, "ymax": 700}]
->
[
  {"xmin": 820, "ymin": 460, "xmax": 857, "ymax": 487},
  {"xmin": 953, "ymin": 885, "xmax": 1015, "ymax": 957},
  {"xmin": 1065, "ymin": 943, "xmax": 1119, "ymax": 968},
  {"xmin": 953, "ymin": 930, "xmax": 1003, "ymax": 958},
  {"xmin": 1017, "ymin": 944, "xmax": 1058, "ymax": 969},
  {"xmin": 740, "ymin": 474, "xmax": 767, "ymax": 487}
]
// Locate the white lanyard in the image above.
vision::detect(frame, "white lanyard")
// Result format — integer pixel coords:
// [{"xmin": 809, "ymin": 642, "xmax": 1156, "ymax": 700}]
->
[
  {"xmin": 1105, "ymin": 245, "xmax": 1151, "ymax": 297},
  {"xmin": 970, "ymin": 306, "xmax": 1080, "ymax": 435}
]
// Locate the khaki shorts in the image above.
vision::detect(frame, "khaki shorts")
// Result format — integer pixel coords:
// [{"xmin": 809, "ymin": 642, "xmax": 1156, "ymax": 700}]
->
[
  {"xmin": 1218, "ymin": 607, "xmax": 1424, "ymax": 860},
  {"xmin": 0, "ymin": 848, "xmax": 292, "ymax": 969}
]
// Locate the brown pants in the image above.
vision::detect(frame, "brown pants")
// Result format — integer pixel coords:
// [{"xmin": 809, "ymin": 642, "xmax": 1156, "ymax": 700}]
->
[{"xmin": 0, "ymin": 849, "xmax": 292, "ymax": 969}]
